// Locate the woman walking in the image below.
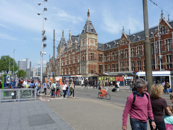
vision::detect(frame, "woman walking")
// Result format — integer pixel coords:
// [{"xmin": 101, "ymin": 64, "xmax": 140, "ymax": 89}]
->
[
  {"xmin": 69, "ymin": 81, "xmax": 75, "ymax": 98},
  {"xmin": 150, "ymin": 83, "xmax": 172, "ymax": 130}
]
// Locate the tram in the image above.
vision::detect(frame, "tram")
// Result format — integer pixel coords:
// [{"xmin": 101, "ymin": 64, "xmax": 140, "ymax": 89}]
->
[{"xmin": 135, "ymin": 71, "xmax": 173, "ymax": 87}]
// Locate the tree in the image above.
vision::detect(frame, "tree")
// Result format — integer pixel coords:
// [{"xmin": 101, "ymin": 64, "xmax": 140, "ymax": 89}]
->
[
  {"xmin": 16, "ymin": 70, "xmax": 26, "ymax": 77},
  {"xmin": 0, "ymin": 55, "xmax": 18, "ymax": 73}
]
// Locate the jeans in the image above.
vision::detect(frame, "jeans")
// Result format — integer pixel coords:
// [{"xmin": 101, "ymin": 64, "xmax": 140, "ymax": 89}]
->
[
  {"xmin": 129, "ymin": 86, "xmax": 132, "ymax": 91},
  {"xmin": 63, "ymin": 90, "xmax": 66, "ymax": 98},
  {"xmin": 149, "ymin": 120, "xmax": 166, "ymax": 130},
  {"xmin": 130, "ymin": 118, "xmax": 147, "ymax": 130},
  {"xmin": 84, "ymin": 85, "xmax": 88, "ymax": 89},
  {"xmin": 52, "ymin": 90, "xmax": 55, "ymax": 97},
  {"xmin": 67, "ymin": 89, "xmax": 69, "ymax": 96},
  {"xmin": 70, "ymin": 89, "xmax": 74, "ymax": 97},
  {"xmin": 44, "ymin": 88, "xmax": 47, "ymax": 95}
]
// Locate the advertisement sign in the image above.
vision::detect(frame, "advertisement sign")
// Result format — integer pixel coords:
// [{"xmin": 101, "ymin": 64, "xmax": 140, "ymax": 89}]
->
[{"xmin": 6, "ymin": 75, "xmax": 10, "ymax": 84}]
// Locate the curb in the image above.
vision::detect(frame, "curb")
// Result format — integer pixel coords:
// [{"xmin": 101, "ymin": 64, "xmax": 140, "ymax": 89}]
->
[{"xmin": 39, "ymin": 96, "xmax": 51, "ymax": 101}]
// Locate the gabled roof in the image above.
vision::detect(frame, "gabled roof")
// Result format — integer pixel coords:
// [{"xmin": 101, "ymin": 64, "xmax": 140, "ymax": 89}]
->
[
  {"xmin": 98, "ymin": 20, "xmax": 173, "ymax": 51},
  {"xmin": 71, "ymin": 35, "xmax": 80, "ymax": 44}
]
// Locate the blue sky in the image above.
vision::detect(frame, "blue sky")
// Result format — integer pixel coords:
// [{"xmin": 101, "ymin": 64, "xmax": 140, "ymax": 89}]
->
[{"xmin": 0, "ymin": 0, "xmax": 173, "ymax": 68}]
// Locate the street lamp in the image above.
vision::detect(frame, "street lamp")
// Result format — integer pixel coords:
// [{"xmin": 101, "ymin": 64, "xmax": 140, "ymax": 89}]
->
[
  {"xmin": 37, "ymin": 0, "xmax": 48, "ymax": 84},
  {"xmin": 13, "ymin": 49, "xmax": 15, "ymax": 79},
  {"xmin": 157, "ymin": 21, "xmax": 162, "ymax": 71}
]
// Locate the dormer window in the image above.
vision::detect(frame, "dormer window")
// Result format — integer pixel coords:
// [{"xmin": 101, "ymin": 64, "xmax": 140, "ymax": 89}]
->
[
  {"xmin": 122, "ymin": 39, "xmax": 125, "ymax": 45},
  {"xmin": 161, "ymin": 26, "xmax": 165, "ymax": 35},
  {"xmin": 91, "ymin": 29, "xmax": 93, "ymax": 32},
  {"xmin": 90, "ymin": 23, "xmax": 91, "ymax": 25},
  {"xmin": 82, "ymin": 30, "xmax": 84, "ymax": 33}
]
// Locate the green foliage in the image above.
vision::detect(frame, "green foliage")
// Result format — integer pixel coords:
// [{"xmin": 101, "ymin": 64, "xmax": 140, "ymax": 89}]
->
[
  {"xmin": 16, "ymin": 70, "xmax": 26, "ymax": 77},
  {"xmin": 0, "ymin": 55, "xmax": 18, "ymax": 73}
]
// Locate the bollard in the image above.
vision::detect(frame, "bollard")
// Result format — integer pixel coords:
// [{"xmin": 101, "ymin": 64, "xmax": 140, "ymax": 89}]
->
[
  {"xmin": 0, "ymin": 89, "xmax": 2, "ymax": 103},
  {"xmin": 35, "ymin": 89, "xmax": 36, "ymax": 101},
  {"xmin": 17, "ymin": 90, "xmax": 20, "ymax": 102}
]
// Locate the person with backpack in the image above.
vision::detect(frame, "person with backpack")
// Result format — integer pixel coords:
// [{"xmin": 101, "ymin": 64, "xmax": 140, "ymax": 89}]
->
[
  {"xmin": 51, "ymin": 82, "xmax": 56, "ymax": 98},
  {"xmin": 122, "ymin": 78, "xmax": 156, "ymax": 130},
  {"xmin": 150, "ymin": 83, "xmax": 172, "ymax": 130}
]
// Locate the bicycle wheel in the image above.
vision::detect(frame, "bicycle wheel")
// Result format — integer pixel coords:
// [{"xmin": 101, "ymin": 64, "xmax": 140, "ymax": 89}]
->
[
  {"xmin": 98, "ymin": 92, "xmax": 102, "ymax": 99},
  {"xmin": 106, "ymin": 93, "xmax": 111, "ymax": 100}
]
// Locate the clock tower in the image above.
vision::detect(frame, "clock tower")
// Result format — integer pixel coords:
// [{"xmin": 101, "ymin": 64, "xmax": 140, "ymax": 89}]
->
[{"xmin": 80, "ymin": 9, "xmax": 98, "ymax": 77}]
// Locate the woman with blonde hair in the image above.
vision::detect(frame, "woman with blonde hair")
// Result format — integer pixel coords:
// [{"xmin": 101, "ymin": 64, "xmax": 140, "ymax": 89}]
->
[
  {"xmin": 150, "ymin": 83, "xmax": 172, "ymax": 130},
  {"xmin": 69, "ymin": 81, "xmax": 75, "ymax": 98}
]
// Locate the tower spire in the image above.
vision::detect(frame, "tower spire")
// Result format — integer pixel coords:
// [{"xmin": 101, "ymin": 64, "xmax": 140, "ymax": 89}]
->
[
  {"xmin": 161, "ymin": 10, "xmax": 164, "ymax": 19},
  {"xmin": 168, "ymin": 14, "xmax": 170, "ymax": 22},
  {"xmin": 69, "ymin": 26, "xmax": 71, "ymax": 42},
  {"xmin": 87, "ymin": 9, "xmax": 90, "ymax": 20},
  {"xmin": 62, "ymin": 30, "xmax": 64, "ymax": 37}
]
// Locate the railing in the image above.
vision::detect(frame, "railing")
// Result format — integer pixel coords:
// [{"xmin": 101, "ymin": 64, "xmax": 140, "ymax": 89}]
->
[{"xmin": 0, "ymin": 88, "xmax": 37, "ymax": 103}]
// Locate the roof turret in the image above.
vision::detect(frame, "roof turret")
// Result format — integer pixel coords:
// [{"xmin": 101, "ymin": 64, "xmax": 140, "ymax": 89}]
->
[{"xmin": 81, "ymin": 9, "xmax": 97, "ymax": 34}]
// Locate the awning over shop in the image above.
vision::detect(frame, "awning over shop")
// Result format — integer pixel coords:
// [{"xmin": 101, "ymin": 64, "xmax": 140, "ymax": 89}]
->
[{"xmin": 102, "ymin": 71, "xmax": 134, "ymax": 76}]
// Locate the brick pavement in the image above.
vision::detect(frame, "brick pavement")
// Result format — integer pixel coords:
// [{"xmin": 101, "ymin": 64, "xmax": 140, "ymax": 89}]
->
[{"xmin": 0, "ymin": 100, "xmax": 73, "ymax": 130}]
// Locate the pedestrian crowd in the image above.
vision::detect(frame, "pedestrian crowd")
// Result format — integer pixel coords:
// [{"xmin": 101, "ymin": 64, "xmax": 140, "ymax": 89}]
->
[{"xmin": 0, "ymin": 78, "xmax": 76, "ymax": 99}]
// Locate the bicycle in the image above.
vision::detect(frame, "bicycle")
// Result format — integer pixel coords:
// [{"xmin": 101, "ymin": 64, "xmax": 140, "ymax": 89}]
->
[{"xmin": 98, "ymin": 91, "xmax": 111, "ymax": 100}]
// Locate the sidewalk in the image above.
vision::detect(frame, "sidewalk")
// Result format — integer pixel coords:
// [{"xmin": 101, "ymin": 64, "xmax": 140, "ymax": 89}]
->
[{"xmin": 0, "ymin": 100, "xmax": 73, "ymax": 130}]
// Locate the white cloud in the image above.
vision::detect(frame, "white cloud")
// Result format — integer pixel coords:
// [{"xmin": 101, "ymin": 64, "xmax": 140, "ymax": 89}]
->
[
  {"xmin": 101, "ymin": 7, "xmax": 143, "ymax": 35},
  {"xmin": 0, "ymin": 33, "xmax": 17, "ymax": 40},
  {"xmin": 50, "ymin": 9, "xmax": 84, "ymax": 24},
  {"xmin": 0, "ymin": 24, "xmax": 12, "ymax": 30}
]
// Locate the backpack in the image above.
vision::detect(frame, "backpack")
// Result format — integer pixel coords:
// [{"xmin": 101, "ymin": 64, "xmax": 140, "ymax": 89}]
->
[
  {"xmin": 167, "ymin": 84, "xmax": 170, "ymax": 88},
  {"xmin": 132, "ymin": 92, "xmax": 149, "ymax": 104},
  {"xmin": 37, "ymin": 83, "xmax": 41, "ymax": 89}
]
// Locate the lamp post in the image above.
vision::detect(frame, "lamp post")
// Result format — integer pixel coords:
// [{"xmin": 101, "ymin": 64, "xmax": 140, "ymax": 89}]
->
[
  {"xmin": 158, "ymin": 22, "xmax": 162, "ymax": 71},
  {"xmin": 143, "ymin": 0, "xmax": 153, "ymax": 94},
  {"xmin": 13, "ymin": 49, "xmax": 15, "ymax": 79},
  {"xmin": 37, "ymin": 0, "xmax": 47, "ymax": 84}
]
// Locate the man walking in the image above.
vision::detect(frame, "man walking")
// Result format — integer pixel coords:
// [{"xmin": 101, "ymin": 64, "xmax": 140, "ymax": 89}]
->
[
  {"xmin": 43, "ymin": 81, "xmax": 47, "ymax": 95},
  {"xmin": 51, "ymin": 82, "xmax": 56, "ymax": 98},
  {"xmin": 84, "ymin": 79, "xmax": 88, "ymax": 89},
  {"xmin": 122, "ymin": 78, "xmax": 156, "ymax": 130}
]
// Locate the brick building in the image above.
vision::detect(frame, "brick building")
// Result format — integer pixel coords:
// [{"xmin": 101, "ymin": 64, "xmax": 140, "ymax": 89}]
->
[{"xmin": 46, "ymin": 10, "xmax": 173, "ymax": 78}]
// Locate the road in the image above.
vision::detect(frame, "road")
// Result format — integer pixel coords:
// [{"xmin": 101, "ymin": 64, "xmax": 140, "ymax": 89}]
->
[
  {"xmin": 41, "ymin": 85, "xmax": 172, "ymax": 130},
  {"xmin": 74, "ymin": 85, "xmax": 172, "ymax": 106}
]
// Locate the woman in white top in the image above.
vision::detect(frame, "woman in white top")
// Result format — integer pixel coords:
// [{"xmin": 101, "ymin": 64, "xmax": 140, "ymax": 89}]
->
[{"xmin": 62, "ymin": 83, "xmax": 67, "ymax": 98}]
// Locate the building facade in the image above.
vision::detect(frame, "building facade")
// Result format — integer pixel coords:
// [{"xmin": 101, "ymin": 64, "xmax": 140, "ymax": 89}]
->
[
  {"xmin": 18, "ymin": 58, "xmax": 31, "ymax": 71},
  {"xmin": 46, "ymin": 10, "xmax": 173, "ymax": 78}
]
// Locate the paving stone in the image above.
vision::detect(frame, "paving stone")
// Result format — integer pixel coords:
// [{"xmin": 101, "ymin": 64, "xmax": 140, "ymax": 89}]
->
[{"xmin": 28, "ymin": 114, "xmax": 55, "ymax": 126}]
